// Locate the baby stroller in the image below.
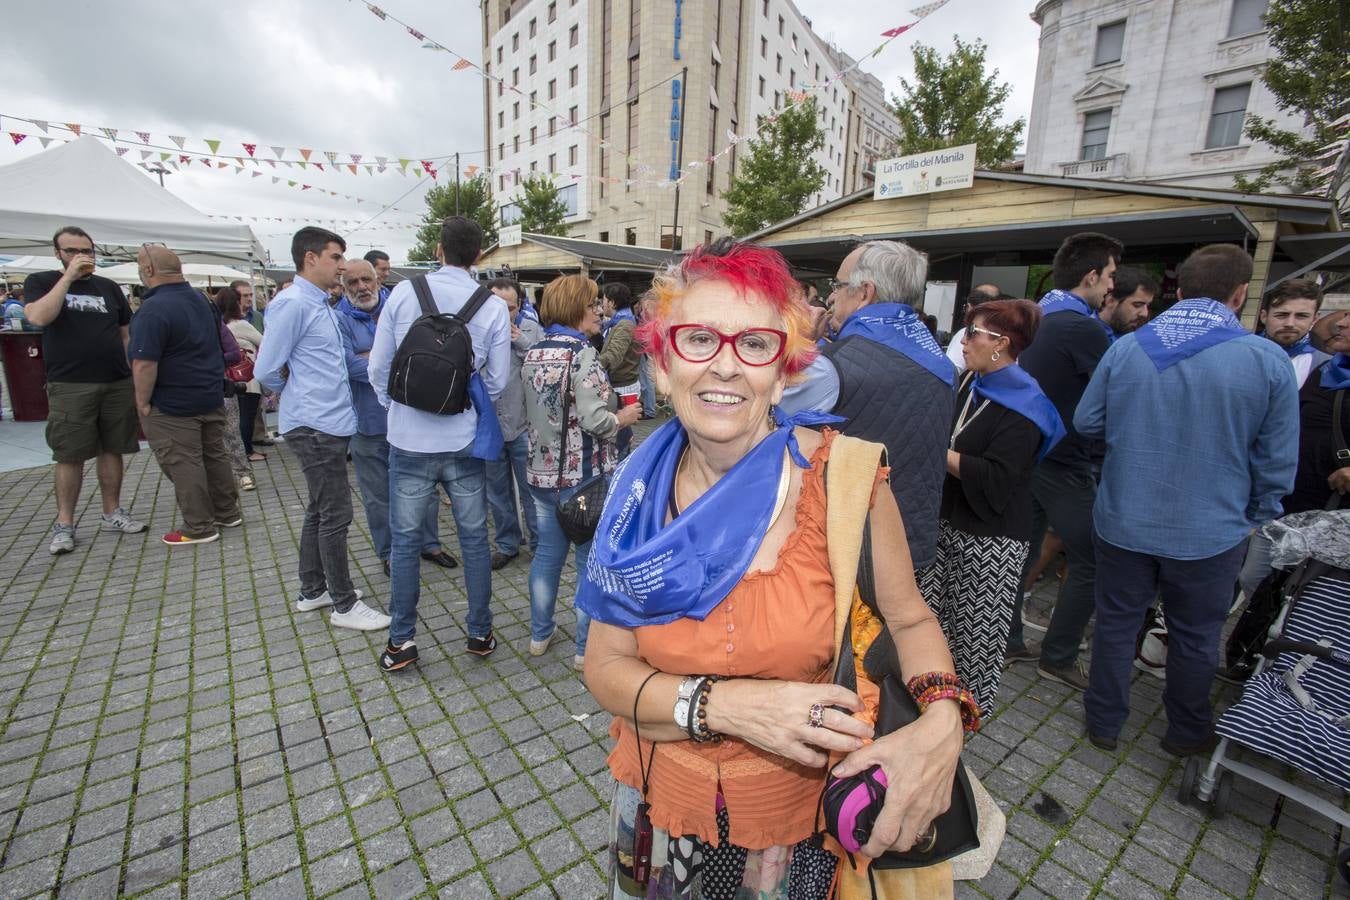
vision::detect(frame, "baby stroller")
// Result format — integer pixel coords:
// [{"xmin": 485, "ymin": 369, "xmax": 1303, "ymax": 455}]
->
[{"xmin": 1176, "ymin": 510, "xmax": 1350, "ymax": 885}]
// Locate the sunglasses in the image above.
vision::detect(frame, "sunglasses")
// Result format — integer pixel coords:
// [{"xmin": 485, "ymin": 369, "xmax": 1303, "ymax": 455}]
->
[
  {"xmin": 967, "ymin": 325, "xmax": 1005, "ymax": 340},
  {"xmin": 669, "ymin": 324, "xmax": 787, "ymax": 366}
]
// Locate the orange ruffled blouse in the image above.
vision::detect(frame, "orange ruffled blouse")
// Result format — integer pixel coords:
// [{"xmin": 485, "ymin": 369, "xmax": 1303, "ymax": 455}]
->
[{"xmin": 607, "ymin": 430, "xmax": 869, "ymax": 851}]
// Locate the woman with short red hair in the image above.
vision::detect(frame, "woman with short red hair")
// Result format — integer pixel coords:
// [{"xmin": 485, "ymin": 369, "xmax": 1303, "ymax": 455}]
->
[{"xmin": 919, "ymin": 299, "xmax": 1067, "ymax": 713}]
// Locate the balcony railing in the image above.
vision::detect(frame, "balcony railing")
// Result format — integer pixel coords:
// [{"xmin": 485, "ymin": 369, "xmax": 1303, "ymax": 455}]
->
[{"xmin": 1059, "ymin": 153, "xmax": 1128, "ymax": 178}]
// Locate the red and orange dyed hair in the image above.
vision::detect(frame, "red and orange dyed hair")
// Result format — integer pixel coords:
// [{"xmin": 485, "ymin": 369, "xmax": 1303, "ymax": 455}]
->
[{"xmin": 636, "ymin": 238, "xmax": 816, "ymax": 378}]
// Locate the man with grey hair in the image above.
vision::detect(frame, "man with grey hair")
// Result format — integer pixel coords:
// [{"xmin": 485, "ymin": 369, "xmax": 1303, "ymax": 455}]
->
[{"xmin": 780, "ymin": 240, "xmax": 955, "ymax": 570}]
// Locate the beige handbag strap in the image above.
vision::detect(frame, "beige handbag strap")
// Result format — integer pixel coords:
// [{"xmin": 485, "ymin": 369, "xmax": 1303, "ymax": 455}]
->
[{"xmin": 825, "ymin": 434, "xmax": 887, "ymax": 661}]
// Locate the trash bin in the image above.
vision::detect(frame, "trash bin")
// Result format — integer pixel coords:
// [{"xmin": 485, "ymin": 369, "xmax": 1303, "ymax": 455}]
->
[{"xmin": 0, "ymin": 332, "xmax": 48, "ymax": 421}]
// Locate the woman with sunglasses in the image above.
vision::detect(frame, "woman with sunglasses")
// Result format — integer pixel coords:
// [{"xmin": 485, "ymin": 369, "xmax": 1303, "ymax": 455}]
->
[
  {"xmin": 918, "ymin": 300, "xmax": 1066, "ymax": 714},
  {"xmin": 579, "ymin": 240, "xmax": 969, "ymax": 897},
  {"xmin": 522, "ymin": 275, "xmax": 642, "ymax": 669}
]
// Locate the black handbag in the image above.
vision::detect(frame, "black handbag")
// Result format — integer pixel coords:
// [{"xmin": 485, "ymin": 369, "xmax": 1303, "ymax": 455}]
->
[
  {"xmin": 552, "ymin": 347, "xmax": 608, "ymax": 545},
  {"xmin": 823, "ymin": 516, "xmax": 980, "ymax": 867}
]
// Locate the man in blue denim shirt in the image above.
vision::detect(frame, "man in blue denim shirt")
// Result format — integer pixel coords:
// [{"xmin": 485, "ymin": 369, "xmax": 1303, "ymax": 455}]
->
[
  {"xmin": 255, "ymin": 227, "xmax": 391, "ymax": 633},
  {"xmin": 1075, "ymin": 244, "xmax": 1298, "ymax": 756},
  {"xmin": 368, "ymin": 217, "xmax": 511, "ymax": 670},
  {"xmin": 335, "ymin": 259, "xmax": 459, "ymax": 578}
]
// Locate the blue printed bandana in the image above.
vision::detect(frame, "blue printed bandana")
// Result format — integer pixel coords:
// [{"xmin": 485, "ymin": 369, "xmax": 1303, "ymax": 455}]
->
[
  {"xmin": 1135, "ymin": 299, "xmax": 1248, "ymax": 371},
  {"xmin": 1097, "ymin": 314, "xmax": 1117, "ymax": 344},
  {"xmin": 603, "ymin": 307, "xmax": 636, "ymax": 339},
  {"xmin": 1280, "ymin": 333, "xmax": 1315, "ymax": 359},
  {"xmin": 969, "ymin": 365, "xmax": 1067, "ymax": 463},
  {"xmin": 576, "ymin": 407, "xmax": 843, "ymax": 628},
  {"xmin": 1038, "ymin": 289, "xmax": 1094, "ymax": 318},
  {"xmin": 516, "ymin": 300, "xmax": 540, "ymax": 327},
  {"xmin": 545, "ymin": 323, "xmax": 589, "ymax": 342},
  {"xmin": 836, "ymin": 303, "xmax": 955, "ymax": 386},
  {"xmin": 1321, "ymin": 354, "xmax": 1350, "ymax": 391}
]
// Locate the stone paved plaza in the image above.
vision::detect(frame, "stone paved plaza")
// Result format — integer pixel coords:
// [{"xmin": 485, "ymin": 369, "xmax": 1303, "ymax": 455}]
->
[{"xmin": 0, "ymin": 426, "xmax": 1345, "ymax": 898}]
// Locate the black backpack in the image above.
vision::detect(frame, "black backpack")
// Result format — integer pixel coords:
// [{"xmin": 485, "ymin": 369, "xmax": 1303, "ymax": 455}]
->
[{"xmin": 387, "ymin": 275, "xmax": 494, "ymax": 415}]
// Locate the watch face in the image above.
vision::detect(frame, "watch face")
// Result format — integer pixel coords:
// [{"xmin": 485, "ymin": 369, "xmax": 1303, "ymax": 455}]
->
[{"xmin": 674, "ymin": 698, "xmax": 691, "ymax": 726}]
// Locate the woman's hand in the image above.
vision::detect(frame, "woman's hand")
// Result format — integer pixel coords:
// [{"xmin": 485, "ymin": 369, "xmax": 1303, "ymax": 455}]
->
[
  {"xmin": 832, "ymin": 701, "xmax": 962, "ymax": 857},
  {"xmin": 704, "ymin": 679, "xmax": 873, "ymax": 768}
]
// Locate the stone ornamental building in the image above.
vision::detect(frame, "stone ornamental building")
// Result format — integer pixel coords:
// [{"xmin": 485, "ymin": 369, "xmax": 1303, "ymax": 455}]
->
[
  {"xmin": 1023, "ymin": 0, "xmax": 1311, "ymax": 190},
  {"xmin": 479, "ymin": 0, "xmax": 903, "ymax": 248}
]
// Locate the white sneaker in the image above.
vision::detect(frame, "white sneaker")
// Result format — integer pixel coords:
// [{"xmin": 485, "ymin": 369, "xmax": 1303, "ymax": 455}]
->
[
  {"xmin": 49, "ymin": 523, "xmax": 76, "ymax": 555},
  {"xmin": 529, "ymin": 629, "xmax": 555, "ymax": 657},
  {"xmin": 573, "ymin": 654, "xmax": 585, "ymax": 672},
  {"xmin": 330, "ymin": 599, "xmax": 391, "ymax": 631},
  {"xmin": 101, "ymin": 507, "xmax": 148, "ymax": 533},
  {"xmin": 295, "ymin": 587, "xmax": 363, "ymax": 612}
]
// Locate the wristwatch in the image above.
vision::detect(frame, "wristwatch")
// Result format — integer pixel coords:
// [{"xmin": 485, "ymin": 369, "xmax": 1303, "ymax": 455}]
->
[{"xmin": 673, "ymin": 676, "xmax": 702, "ymax": 731}]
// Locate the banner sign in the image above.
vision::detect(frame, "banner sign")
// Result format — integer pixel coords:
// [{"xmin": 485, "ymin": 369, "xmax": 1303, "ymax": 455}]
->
[{"xmin": 873, "ymin": 143, "xmax": 976, "ymax": 199}]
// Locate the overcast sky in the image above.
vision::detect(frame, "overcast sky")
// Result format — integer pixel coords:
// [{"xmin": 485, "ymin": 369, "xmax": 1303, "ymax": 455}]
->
[{"xmin": 0, "ymin": 0, "xmax": 1039, "ymax": 266}]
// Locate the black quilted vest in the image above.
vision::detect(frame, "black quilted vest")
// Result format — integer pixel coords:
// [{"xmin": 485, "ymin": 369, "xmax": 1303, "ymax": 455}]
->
[{"xmin": 822, "ymin": 336, "xmax": 954, "ymax": 570}]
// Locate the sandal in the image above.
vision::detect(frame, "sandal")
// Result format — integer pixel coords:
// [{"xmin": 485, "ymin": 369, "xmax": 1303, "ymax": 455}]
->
[{"xmin": 247, "ymin": 452, "xmax": 267, "ymax": 462}]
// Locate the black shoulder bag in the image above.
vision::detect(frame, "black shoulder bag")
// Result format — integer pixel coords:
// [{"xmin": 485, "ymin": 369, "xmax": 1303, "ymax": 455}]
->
[{"xmin": 553, "ymin": 346, "xmax": 611, "ymax": 545}]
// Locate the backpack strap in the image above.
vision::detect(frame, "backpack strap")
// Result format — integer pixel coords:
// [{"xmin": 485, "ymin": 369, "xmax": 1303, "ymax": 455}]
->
[
  {"xmin": 410, "ymin": 274, "xmax": 438, "ymax": 318},
  {"xmin": 824, "ymin": 434, "xmax": 887, "ymax": 664},
  {"xmin": 455, "ymin": 285, "xmax": 495, "ymax": 325}
]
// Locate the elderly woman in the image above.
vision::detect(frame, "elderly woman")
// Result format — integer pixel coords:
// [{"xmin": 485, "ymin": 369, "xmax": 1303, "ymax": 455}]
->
[
  {"xmin": 917, "ymin": 300, "xmax": 1065, "ymax": 714},
  {"xmin": 219, "ymin": 287, "xmax": 266, "ymax": 464},
  {"xmin": 523, "ymin": 275, "xmax": 642, "ymax": 669},
  {"xmin": 579, "ymin": 240, "xmax": 970, "ymax": 898},
  {"xmin": 211, "ymin": 286, "xmax": 256, "ymax": 491}
]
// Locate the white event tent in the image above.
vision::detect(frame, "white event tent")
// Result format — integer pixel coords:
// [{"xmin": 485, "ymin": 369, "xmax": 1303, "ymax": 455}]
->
[{"xmin": 0, "ymin": 136, "xmax": 265, "ymax": 265}]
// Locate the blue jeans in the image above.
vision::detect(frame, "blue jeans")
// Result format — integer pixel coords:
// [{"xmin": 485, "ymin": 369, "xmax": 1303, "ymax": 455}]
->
[
  {"xmin": 638, "ymin": 355, "xmax": 656, "ymax": 418},
  {"xmin": 349, "ymin": 433, "xmax": 440, "ymax": 560},
  {"xmin": 1085, "ymin": 535, "xmax": 1247, "ymax": 746},
  {"xmin": 388, "ymin": 445, "xmax": 493, "ymax": 645},
  {"xmin": 527, "ymin": 483, "xmax": 592, "ymax": 655},
  {"xmin": 485, "ymin": 432, "xmax": 538, "ymax": 556}
]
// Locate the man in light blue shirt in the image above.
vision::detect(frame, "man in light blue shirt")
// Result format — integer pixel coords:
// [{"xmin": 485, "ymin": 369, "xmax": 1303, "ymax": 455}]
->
[
  {"xmin": 368, "ymin": 216, "xmax": 511, "ymax": 670},
  {"xmin": 255, "ymin": 227, "xmax": 391, "ymax": 634},
  {"xmin": 1075, "ymin": 243, "xmax": 1298, "ymax": 757}
]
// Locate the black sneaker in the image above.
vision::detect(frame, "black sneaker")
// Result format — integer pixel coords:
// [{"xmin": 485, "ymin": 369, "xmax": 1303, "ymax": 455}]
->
[
  {"xmin": 465, "ymin": 633, "xmax": 497, "ymax": 657},
  {"xmin": 1160, "ymin": 729, "xmax": 1219, "ymax": 758},
  {"xmin": 1038, "ymin": 662, "xmax": 1089, "ymax": 692},
  {"xmin": 380, "ymin": 640, "xmax": 418, "ymax": 672}
]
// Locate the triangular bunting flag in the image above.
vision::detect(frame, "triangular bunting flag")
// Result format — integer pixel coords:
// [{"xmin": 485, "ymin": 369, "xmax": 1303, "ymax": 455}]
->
[
  {"xmin": 271, "ymin": 145, "xmax": 285, "ymax": 158},
  {"xmin": 140, "ymin": 150, "xmax": 152, "ymax": 160},
  {"xmin": 324, "ymin": 151, "xmax": 337, "ymax": 164},
  {"xmin": 216, "ymin": 161, "xmax": 228, "ymax": 168},
  {"xmin": 205, "ymin": 139, "xmax": 221, "ymax": 154},
  {"xmin": 266, "ymin": 159, "xmax": 276, "ymax": 168},
  {"xmin": 272, "ymin": 177, "xmax": 281, "ymax": 184},
  {"xmin": 314, "ymin": 162, "xmax": 324, "ymax": 171},
  {"xmin": 235, "ymin": 166, "xmax": 244, "ymax": 173},
  {"xmin": 136, "ymin": 131, "xmax": 150, "ymax": 143},
  {"xmin": 170, "ymin": 135, "xmax": 186, "ymax": 148},
  {"xmin": 299, "ymin": 148, "xmax": 313, "ymax": 161},
  {"xmin": 161, "ymin": 152, "xmax": 172, "ymax": 161},
  {"xmin": 32, "ymin": 120, "xmax": 48, "ymax": 133},
  {"xmin": 100, "ymin": 127, "xmax": 118, "ymax": 140},
  {"xmin": 296, "ymin": 161, "xmax": 305, "ymax": 169},
  {"xmin": 350, "ymin": 154, "xmax": 362, "ymax": 164},
  {"xmin": 909, "ymin": 0, "xmax": 949, "ymax": 17},
  {"xmin": 414, "ymin": 168, "xmax": 423, "ymax": 178},
  {"xmin": 375, "ymin": 156, "xmax": 387, "ymax": 166},
  {"xmin": 367, "ymin": 4, "xmax": 386, "ymax": 20},
  {"xmin": 881, "ymin": 23, "xmax": 913, "ymax": 37},
  {"xmin": 301, "ymin": 184, "xmax": 312, "ymax": 191},
  {"xmin": 252, "ymin": 171, "xmax": 262, "ymax": 178},
  {"xmin": 116, "ymin": 147, "xmax": 129, "ymax": 156},
  {"xmin": 365, "ymin": 164, "xmax": 375, "ymax": 174},
  {"xmin": 407, "ymin": 26, "xmax": 425, "ymax": 41},
  {"xmin": 8, "ymin": 133, "xmax": 25, "ymax": 145},
  {"xmin": 243, "ymin": 143, "xmax": 256, "ymax": 156},
  {"xmin": 39, "ymin": 137, "xmax": 53, "ymax": 148},
  {"xmin": 348, "ymin": 164, "xmax": 358, "ymax": 174},
  {"xmin": 180, "ymin": 154, "xmax": 191, "ymax": 163},
  {"xmin": 66, "ymin": 123, "xmax": 82, "ymax": 136},
  {"xmin": 287, "ymin": 180, "xmax": 297, "ymax": 187},
  {"xmin": 398, "ymin": 159, "xmax": 410, "ymax": 173},
  {"xmin": 452, "ymin": 58, "xmax": 473, "ymax": 71}
]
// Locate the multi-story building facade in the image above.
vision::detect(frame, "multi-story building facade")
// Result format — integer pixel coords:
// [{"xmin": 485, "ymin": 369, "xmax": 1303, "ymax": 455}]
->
[
  {"xmin": 1023, "ymin": 0, "xmax": 1309, "ymax": 190},
  {"xmin": 480, "ymin": 0, "xmax": 902, "ymax": 247},
  {"xmin": 822, "ymin": 46, "xmax": 901, "ymax": 195}
]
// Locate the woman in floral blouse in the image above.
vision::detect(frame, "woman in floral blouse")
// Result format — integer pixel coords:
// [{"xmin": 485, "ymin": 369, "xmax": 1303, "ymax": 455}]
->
[{"xmin": 523, "ymin": 275, "xmax": 642, "ymax": 670}]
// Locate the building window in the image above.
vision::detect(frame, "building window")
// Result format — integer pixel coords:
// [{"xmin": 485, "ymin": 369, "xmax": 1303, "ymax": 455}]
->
[
  {"xmin": 569, "ymin": 65, "xmax": 579, "ymax": 87},
  {"xmin": 758, "ymin": 76, "xmax": 765, "ymax": 97},
  {"xmin": 629, "ymin": 56, "xmax": 640, "ymax": 92},
  {"xmin": 514, "ymin": 135, "xmax": 520, "ymax": 153},
  {"xmin": 1228, "ymin": 0, "xmax": 1268, "ymax": 36},
  {"xmin": 548, "ymin": 1, "xmax": 557, "ymax": 23},
  {"xmin": 498, "ymin": 142, "xmax": 504, "ymax": 160},
  {"xmin": 600, "ymin": 113, "xmax": 611, "ymax": 198},
  {"xmin": 774, "ymin": 90, "xmax": 781, "ymax": 109},
  {"xmin": 1207, "ymin": 83, "xmax": 1251, "ymax": 148},
  {"xmin": 548, "ymin": 40, "xmax": 556, "ymax": 62},
  {"xmin": 497, "ymin": 111, "xmax": 504, "ymax": 128},
  {"xmin": 529, "ymin": 91, "xmax": 537, "ymax": 107},
  {"xmin": 548, "ymin": 153, "xmax": 556, "ymax": 173},
  {"xmin": 549, "ymin": 118, "xmax": 556, "ymax": 137},
  {"xmin": 512, "ymin": 33, "xmax": 519, "ymax": 51},
  {"xmin": 498, "ymin": 81, "xmax": 503, "ymax": 96},
  {"xmin": 625, "ymin": 227, "xmax": 637, "ymax": 245},
  {"xmin": 530, "ymin": 161, "xmax": 537, "ymax": 173},
  {"xmin": 1081, "ymin": 109, "xmax": 1111, "ymax": 159},
  {"xmin": 569, "ymin": 105, "xmax": 578, "ymax": 124},
  {"xmin": 548, "ymin": 79, "xmax": 557, "ymax": 99},
  {"xmin": 762, "ymin": 0, "xmax": 768, "ymax": 15},
  {"xmin": 1093, "ymin": 20, "xmax": 1125, "ymax": 66},
  {"xmin": 513, "ymin": 101, "xmax": 520, "ymax": 120},
  {"xmin": 512, "ymin": 67, "xmax": 519, "ymax": 86},
  {"xmin": 790, "ymin": 68, "xmax": 795, "ymax": 88},
  {"xmin": 706, "ymin": 104, "xmax": 718, "ymax": 195},
  {"xmin": 569, "ymin": 145, "xmax": 578, "ymax": 165},
  {"xmin": 761, "ymin": 36, "xmax": 767, "ymax": 58},
  {"xmin": 599, "ymin": 231, "xmax": 609, "ymax": 242},
  {"xmin": 627, "ymin": 100, "xmax": 639, "ymax": 186},
  {"xmin": 776, "ymin": 53, "xmax": 782, "ymax": 74},
  {"xmin": 530, "ymin": 126, "xmax": 537, "ymax": 146},
  {"xmin": 570, "ymin": 24, "xmax": 579, "ymax": 47},
  {"xmin": 660, "ymin": 225, "xmax": 683, "ymax": 250},
  {"xmin": 499, "ymin": 174, "xmax": 505, "ymax": 191},
  {"xmin": 778, "ymin": 14, "xmax": 784, "ymax": 35},
  {"xmin": 529, "ymin": 18, "xmax": 537, "ymax": 38},
  {"xmin": 496, "ymin": 46, "xmax": 503, "ymax": 64},
  {"xmin": 529, "ymin": 55, "xmax": 537, "ymax": 75},
  {"xmin": 792, "ymin": 33, "xmax": 798, "ymax": 52}
]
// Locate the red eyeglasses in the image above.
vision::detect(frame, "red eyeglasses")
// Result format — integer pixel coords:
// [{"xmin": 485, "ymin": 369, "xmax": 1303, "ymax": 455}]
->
[{"xmin": 669, "ymin": 324, "xmax": 788, "ymax": 366}]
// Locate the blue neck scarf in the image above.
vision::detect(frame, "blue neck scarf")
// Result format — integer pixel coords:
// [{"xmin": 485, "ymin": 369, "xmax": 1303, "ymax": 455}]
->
[
  {"xmin": 335, "ymin": 296, "xmax": 383, "ymax": 324},
  {"xmin": 836, "ymin": 303, "xmax": 955, "ymax": 386},
  {"xmin": 1096, "ymin": 314, "xmax": 1117, "ymax": 344},
  {"xmin": 1276, "ymin": 332, "xmax": 1315, "ymax": 359},
  {"xmin": 967, "ymin": 366, "xmax": 1067, "ymax": 463},
  {"xmin": 515, "ymin": 300, "xmax": 540, "ymax": 327},
  {"xmin": 576, "ymin": 407, "xmax": 843, "ymax": 628},
  {"xmin": 467, "ymin": 373, "xmax": 504, "ymax": 460},
  {"xmin": 1321, "ymin": 354, "xmax": 1350, "ymax": 391},
  {"xmin": 1039, "ymin": 289, "xmax": 1094, "ymax": 318},
  {"xmin": 603, "ymin": 307, "xmax": 636, "ymax": 338},
  {"xmin": 545, "ymin": 323, "xmax": 589, "ymax": 342},
  {"xmin": 1135, "ymin": 298, "xmax": 1248, "ymax": 371}
]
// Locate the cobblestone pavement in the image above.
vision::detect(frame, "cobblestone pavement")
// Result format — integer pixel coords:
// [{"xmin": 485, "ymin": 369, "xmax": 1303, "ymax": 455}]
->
[{"xmin": 0, "ymin": 427, "xmax": 1345, "ymax": 898}]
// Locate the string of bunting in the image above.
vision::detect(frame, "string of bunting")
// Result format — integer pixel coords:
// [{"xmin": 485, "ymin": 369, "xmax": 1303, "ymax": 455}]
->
[
  {"xmin": 352, "ymin": 0, "xmax": 950, "ymax": 190},
  {"xmin": 0, "ymin": 114, "xmax": 466, "ymax": 181}
]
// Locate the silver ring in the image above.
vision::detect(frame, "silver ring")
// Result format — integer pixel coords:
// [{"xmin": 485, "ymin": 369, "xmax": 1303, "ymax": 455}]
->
[
  {"xmin": 915, "ymin": 824, "xmax": 937, "ymax": 853},
  {"xmin": 807, "ymin": 702, "xmax": 825, "ymax": 728}
]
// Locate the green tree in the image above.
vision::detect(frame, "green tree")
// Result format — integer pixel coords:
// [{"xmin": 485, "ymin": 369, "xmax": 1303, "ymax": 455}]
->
[
  {"xmin": 721, "ymin": 95, "xmax": 828, "ymax": 236},
  {"xmin": 409, "ymin": 174, "xmax": 497, "ymax": 262},
  {"xmin": 1234, "ymin": 0, "xmax": 1349, "ymax": 193},
  {"xmin": 516, "ymin": 174, "xmax": 570, "ymax": 235},
  {"xmin": 889, "ymin": 37, "xmax": 1024, "ymax": 168}
]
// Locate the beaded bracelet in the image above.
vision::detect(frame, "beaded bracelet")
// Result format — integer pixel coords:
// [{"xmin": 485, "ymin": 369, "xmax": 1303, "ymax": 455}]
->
[
  {"xmin": 907, "ymin": 672, "xmax": 982, "ymax": 735},
  {"xmin": 688, "ymin": 675, "xmax": 724, "ymax": 744}
]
